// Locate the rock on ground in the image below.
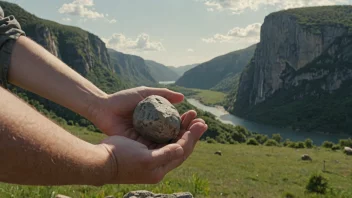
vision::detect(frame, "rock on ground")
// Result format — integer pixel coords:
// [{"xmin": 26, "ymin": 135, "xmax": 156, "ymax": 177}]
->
[
  {"xmin": 55, "ymin": 195, "xmax": 71, "ymax": 198},
  {"xmin": 344, "ymin": 147, "xmax": 352, "ymax": 155},
  {"xmin": 123, "ymin": 190, "xmax": 193, "ymax": 198}
]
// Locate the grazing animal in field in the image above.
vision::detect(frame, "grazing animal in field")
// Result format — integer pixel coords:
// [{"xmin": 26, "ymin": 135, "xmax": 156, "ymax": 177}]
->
[
  {"xmin": 301, "ymin": 154, "xmax": 312, "ymax": 161},
  {"xmin": 214, "ymin": 151, "xmax": 222, "ymax": 156},
  {"xmin": 344, "ymin": 147, "xmax": 352, "ymax": 155}
]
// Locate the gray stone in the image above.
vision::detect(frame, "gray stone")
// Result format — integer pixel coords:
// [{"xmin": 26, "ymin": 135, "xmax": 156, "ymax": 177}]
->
[
  {"xmin": 55, "ymin": 195, "xmax": 71, "ymax": 198},
  {"xmin": 301, "ymin": 154, "xmax": 312, "ymax": 161},
  {"xmin": 173, "ymin": 192, "xmax": 193, "ymax": 198},
  {"xmin": 123, "ymin": 190, "xmax": 193, "ymax": 198},
  {"xmin": 344, "ymin": 147, "xmax": 352, "ymax": 155},
  {"xmin": 133, "ymin": 95, "xmax": 181, "ymax": 144}
]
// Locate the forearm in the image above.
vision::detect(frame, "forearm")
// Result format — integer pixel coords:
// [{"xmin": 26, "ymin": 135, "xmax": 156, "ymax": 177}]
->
[
  {"xmin": 0, "ymin": 87, "xmax": 112, "ymax": 186},
  {"xmin": 7, "ymin": 36, "xmax": 107, "ymax": 121}
]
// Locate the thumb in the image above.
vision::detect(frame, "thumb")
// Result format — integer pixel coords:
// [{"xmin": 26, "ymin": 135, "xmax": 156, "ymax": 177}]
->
[
  {"xmin": 148, "ymin": 144, "xmax": 184, "ymax": 168},
  {"xmin": 140, "ymin": 87, "xmax": 184, "ymax": 104}
]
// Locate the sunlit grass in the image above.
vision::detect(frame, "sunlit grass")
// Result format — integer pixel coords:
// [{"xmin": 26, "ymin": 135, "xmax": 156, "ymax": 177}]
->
[
  {"xmin": 165, "ymin": 85, "xmax": 227, "ymax": 106},
  {"xmin": 1, "ymin": 129, "xmax": 352, "ymax": 198}
]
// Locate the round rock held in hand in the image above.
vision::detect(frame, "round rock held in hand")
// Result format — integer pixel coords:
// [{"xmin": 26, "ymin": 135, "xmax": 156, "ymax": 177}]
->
[{"xmin": 133, "ymin": 95, "xmax": 181, "ymax": 144}]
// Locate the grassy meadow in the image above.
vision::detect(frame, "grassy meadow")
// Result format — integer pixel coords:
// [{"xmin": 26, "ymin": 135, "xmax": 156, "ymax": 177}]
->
[
  {"xmin": 1, "ymin": 127, "xmax": 352, "ymax": 198},
  {"xmin": 164, "ymin": 85, "xmax": 227, "ymax": 106}
]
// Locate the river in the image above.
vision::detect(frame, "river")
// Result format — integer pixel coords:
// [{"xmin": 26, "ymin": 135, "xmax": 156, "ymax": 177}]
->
[
  {"xmin": 187, "ymin": 98, "xmax": 350, "ymax": 144},
  {"xmin": 159, "ymin": 81, "xmax": 176, "ymax": 85}
]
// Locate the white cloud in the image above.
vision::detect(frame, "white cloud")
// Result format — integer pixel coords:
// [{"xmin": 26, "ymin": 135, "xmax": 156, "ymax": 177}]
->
[
  {"xmin": 107, "ymin": 19, "xmax": 117, "ymax": 24},
  {"xmin": 187, "ymin": 48, "xmax": 195, "ymax": 52},
  {"xmin": 61, "ymin": 17, "xmax": 72, "ymax": 22},
  {"xmin": 103, "ymin": 33, "xmax": 165, "ymax": 52},
  {"xmin": 58, "ymin": 0, "xmax": 104, "ymax": 19},
  {"xmin": 202, "ymin": 38, "xmax": 216, "ymax": 43},
  {"xmin": 202, "ymin": 0, "xmax": 349, "ymax": 14},
  {"xmin": 227, "ymin": 23, "xmax": 261, "ymax": 37},
  {"xmin": 202, "ymin": 23, "xmax": 261, "ymax": 43}
]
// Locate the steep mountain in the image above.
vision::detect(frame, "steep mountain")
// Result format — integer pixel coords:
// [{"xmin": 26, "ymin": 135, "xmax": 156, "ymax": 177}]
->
[
  {"xmin": 145, "ymin": 60, "xmax": 180, "ymax": 81},
  {"xmin": 175, "ymin": 44, "xmax": 256, "ymax": 92},
  {"xmin": 168, "ymin": 64, "xmax": 198, "ymax": 77},
  {"xmin": 232, "ymin": 6, "xmax": 352, "ymax": 134},
  {"xmin": 108, "ymin": 49, "xmax": 157, "ymax": 86},
  {"xmin": 0, "ymin": 1, "xmax": 129, "ymax": 128},
  {"xmin": 0, "ymin": 1, "xmax": 255, "ymax": 143}
]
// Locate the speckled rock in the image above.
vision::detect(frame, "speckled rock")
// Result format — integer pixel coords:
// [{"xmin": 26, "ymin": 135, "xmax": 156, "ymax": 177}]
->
[
  {"xmin": 133, "ymin": 95, "xmax": 181, "ymax": 144},
  {"xmin": 123, "ymin": 190, "xmax": 193, "ymax": 198},
  {"xmin": 55, "ymin": 195, "xmax": 71, "ymax": 198}
]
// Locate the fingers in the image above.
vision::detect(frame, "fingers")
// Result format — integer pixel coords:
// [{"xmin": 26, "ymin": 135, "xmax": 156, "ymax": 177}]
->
[
  {"xmin": 181, "ymin": 110, "xmax": 197, "ymax": 130},
  {"xmin": 179, "ymin": 122, "xmax": 208, "ymax": 158},
  {"xmin": 140, "ymin": 87, "xmax": 184, "ymax": 104},
  {"xmin": 160, "ymin": 122, "xmax": 207, "ymax": 174},
  {"xmin": 148, "ymin": 144, "xmax": 184, "ymax": 168},
  {"xmin": 188, "ymin": 118, "xmax": 205, "ymax": 130}
]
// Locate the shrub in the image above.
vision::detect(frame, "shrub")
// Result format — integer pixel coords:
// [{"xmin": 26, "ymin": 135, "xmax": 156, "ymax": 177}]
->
[
  {"xmin": 215, "ymin": 136, "xmax": 229, "ymax": 144},
  {"xmin": 283, "ymin": 139, "xmax": 291, "ymax": 147},
  {"xmin": 306, "ymin": 173, "xmax": 328, "ymax": 194},
  {"xmin": 264, "ymin": 139, "xmax": 279, "ymax": 146},
  {"xmin": 272, "ymin": 133, "xmax": 282, "ymax": 143},
  {"xmin": 339, "ymin": 138, "xmax": 352, "ymax": 147},
  {"xmin": 228, "ymin": 139, "xmax": 238, "ymax": 144},
  {"xmin": 296, "ymin": 142, "xmax": 305, "ymax": 148},
  {"xmin": 322, "ymin": 141, "xmax": 333, "ymax": 148},
  {"xmin": 247, "ymin": 138, "xmax": 259, "ymax": 146},
  {"xmin": 68, "ymin": 120, "xmax": 74, "ymax": 126},
  {"xmin": 283, "ymin": 192, "xmax": 295, "ymax": 198},
  {"xmin": 331, "ymin": 144, "xmax": 341, "ymax": 151},
  {"xmin": 206, "ymin": 137, "xmax": 217, "ymax": 144},
  {"xmin": 287, "ymin": 141, "xmax": 305, "ymax": 149},
  {"xmin": 87, "ymin": 125, "xmax": 96, "ymax": 131},
  {"xmin": 304, "ymin": 138, "xmax": 313, "ymax": 148},
  {"xmin": 254, "ymin": 134, "xmax": 268, "ymax": 144},
  {"xmin": 288, "ymin": 142, "xmax": 297, "ymax": 148}
]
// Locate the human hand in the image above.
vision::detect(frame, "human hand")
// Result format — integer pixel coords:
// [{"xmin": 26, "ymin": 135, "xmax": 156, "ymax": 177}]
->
[
  {"xmin": 98, "ymin": 117, "xmax": 208, "ymax": 184},
  {"xmin": 89, "ymin": 86, "xmax": 203, "ymax": 147}
]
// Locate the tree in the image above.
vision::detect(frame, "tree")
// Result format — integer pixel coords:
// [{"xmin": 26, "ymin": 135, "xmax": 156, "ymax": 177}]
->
[{"xmin": 272, "ymin": 133, "xmax": 282, "ymax": 143}]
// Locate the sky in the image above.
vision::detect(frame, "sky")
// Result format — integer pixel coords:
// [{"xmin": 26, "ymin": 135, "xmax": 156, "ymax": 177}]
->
[{"xmin": 6, "ymin": 0, "xmax": 352, "ymax": 66}]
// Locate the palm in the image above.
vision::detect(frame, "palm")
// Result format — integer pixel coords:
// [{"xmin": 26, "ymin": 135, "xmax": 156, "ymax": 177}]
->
[{"xmin": 90, "ymin": 87, "xmax": 193, "ymax": 147}]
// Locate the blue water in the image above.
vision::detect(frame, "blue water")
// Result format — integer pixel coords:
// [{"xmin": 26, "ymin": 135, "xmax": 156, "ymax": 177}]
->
[
  {"xmin": 187, "ymin": 98, "xmax": 350, "ymax": 144},
  {"xmin": 159, "ymin": 81, "xmax": 176, "ymax": 85}
]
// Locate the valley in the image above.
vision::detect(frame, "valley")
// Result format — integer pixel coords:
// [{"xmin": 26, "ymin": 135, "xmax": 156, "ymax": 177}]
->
[
  {"xmin": 1, "ymin": 1, "xmax": 352, "ymax": 198},
  {"xmin": 186, "ymin": 98, "xmax": 350, "ymax": 145}
]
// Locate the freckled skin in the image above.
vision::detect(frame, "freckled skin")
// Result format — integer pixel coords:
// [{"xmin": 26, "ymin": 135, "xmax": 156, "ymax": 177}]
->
[{"xmin": 133, "ymin": 95, "xmax": 181, "ymax": 144}]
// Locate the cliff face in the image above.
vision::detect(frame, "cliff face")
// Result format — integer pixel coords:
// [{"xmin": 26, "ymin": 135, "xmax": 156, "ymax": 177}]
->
[
  {"xmin": 233, "ymin": 6, "xmax": 352, "ymax": 133},
  {"xmin": 175, "ymin": 44, "xmax": 256, "ymax": 92},
  {"xmin": 145, "ymin": 60, "xmax": 180, "ymax": 82},
  {"xmin": 26, "ymin": 23, "xmax": 112, "ymax": 76},
  {"xmin": 0, "ymin": 1, "xmax": 129, "ymax": 126},
  {"xmin": 239, "ymin": 11, "xmax": 349, "ymax": 106},
  {"xmin": 108, "ymin": 49, "xmax": 157, "ymax": 86}
]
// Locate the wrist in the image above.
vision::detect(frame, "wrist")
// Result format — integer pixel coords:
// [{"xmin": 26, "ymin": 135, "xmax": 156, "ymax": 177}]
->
[
  {"xmin": 84, "ymin": 90, "xmax": 108, "ymax": 122},
  {"xmin": 90, "ymin": 144, "xmax": 118, "ymax": 185}
]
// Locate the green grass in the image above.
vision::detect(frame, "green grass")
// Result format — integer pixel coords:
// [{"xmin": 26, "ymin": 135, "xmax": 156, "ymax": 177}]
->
[
  {"xmin": 1, "ymin": 130, "xmax": 352, "ymax": 198},
  {"xmin": 269, "ymin": 6, "xmax": 352, "ymax": 34},
  {"xmin": 193, "ymin": 89, "xmax": 227, "ymax": 106},
  {"xmin": 165, "ymin": 85, "xmax": 227, "ymax": 106}
]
